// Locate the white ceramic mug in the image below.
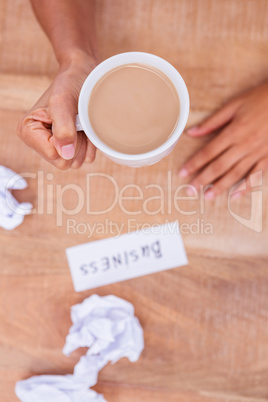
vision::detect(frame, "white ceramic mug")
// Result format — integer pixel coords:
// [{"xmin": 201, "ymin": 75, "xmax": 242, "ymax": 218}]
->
[{"xmin": 76, "ymin": 52, "xmax": 190, "ymax": 167}]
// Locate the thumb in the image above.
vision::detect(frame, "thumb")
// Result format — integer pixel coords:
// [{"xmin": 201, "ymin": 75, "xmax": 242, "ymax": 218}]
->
[
  {"xmin": 186, "ymin": 97, "xmax": 241, "ymax": 137},
  {"xmin": 49, "ymin": 95, "xmax": 78, "ymax": 160}
]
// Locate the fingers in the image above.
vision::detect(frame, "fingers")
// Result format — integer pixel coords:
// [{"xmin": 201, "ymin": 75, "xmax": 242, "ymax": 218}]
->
[
  {"xmin": 18, "ymin": 108, "xmax": 90, "ymax": 170},
  {"xmin": 204, "ymin": 151, "xmax": 267, "ymax": 200},
  {"xmin": 230, "ymin": 157, "xmax": 268, "ymax": 199},
  {"xmin": 71, "ymin": 133, "xmax": 88, "ymax": 169},
  {"xmin": 18, "ymin": 113, "xmax": 72, "ymax": 169},
  {"xmin": 204, "ymin": 155, "xmax": 254, "ymax": 199},
  {"xmin": 49, "ymin": 94, "xmax": 78, "ymax": 160},
  {"xmin": 17, "ymin": 64, "xmax": 99, "ymax": 170},
  {"xmin": 187, "ymin": 97, "xmax": 241, "ymax": 137},
  {"xmin": 84, "ymin": 139, "xmax": 97, "ymax": 163},
  {"xmin": 180, "ymin": 81, "xmax": 268, "ymax": 200},
  {"xmin": 179, "ymin": 122, "xmax": 239, "ymax": 178},
  {"xmin": 18, "ymin": 108, "xmax": 58, "ymax": 161},
  {"xmin": 189, "ymin": 144, "xmax": 249, "ymax": 193}
]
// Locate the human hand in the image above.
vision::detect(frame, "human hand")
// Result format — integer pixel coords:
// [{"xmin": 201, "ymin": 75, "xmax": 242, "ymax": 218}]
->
[
  {"xmin": 17, "ymin": 54, "xmax": 98, "ymax": 169},
  {"xmin": 179, "ymin": 81, "xmax": 268, "ymax": 199}
]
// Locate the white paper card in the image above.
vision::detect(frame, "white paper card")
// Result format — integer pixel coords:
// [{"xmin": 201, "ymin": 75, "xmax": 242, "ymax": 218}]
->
[{"xmin": 66, "ymin": 221, "xmax": 188, "ymax": 292}]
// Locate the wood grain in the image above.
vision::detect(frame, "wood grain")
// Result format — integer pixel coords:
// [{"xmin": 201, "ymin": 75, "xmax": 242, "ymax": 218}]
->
[{"xmin": 0, "ymin": 1, "xmax": 268, "ymax": 401}]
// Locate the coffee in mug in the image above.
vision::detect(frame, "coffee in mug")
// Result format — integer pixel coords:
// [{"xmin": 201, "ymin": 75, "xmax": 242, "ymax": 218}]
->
[
  {"xmin": 76, "ymin": 52, "xmax": 189, "ymax": 167},
  {"xmin": 88, "ymin": 64, "xmax": 180, "ymax": 154}
]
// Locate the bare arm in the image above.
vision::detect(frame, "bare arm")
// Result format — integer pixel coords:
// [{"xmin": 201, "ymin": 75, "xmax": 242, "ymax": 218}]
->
[
  {"xmin": 30, "ymin": 0, "xmax": 99, "ymax": 66},
  {"xmin": 18, "ymin": 0, "xmax": 99, "ymax": 169}
]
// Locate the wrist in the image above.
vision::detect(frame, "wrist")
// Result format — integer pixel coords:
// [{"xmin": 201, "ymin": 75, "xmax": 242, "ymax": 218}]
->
[{"xmin": 58, "ymin": 49, "xmax": 98, "ymax": 72}]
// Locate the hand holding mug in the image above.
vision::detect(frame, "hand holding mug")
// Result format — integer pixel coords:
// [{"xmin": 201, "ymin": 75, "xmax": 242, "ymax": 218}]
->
[
  {"xmin": 17, "ymin": 54, "xmax": 98, "ymax": 169},
  {"xmin": 18, "ymin": 52, "xmax": 189, "ymax": 168}
]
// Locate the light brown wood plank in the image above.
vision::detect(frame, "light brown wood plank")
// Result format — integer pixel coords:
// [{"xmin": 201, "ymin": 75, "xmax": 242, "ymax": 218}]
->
[
  {"xmin": 1, "ymin": 250, "xmax": 268, "ymax": 400},
  {"xmin": 1, "ymin": 1, "xmax": 268, "ymax": 401},
  {"xmin": 1, "ymin": 0, "xmax": 268, "ymax": 111},
  {"xmin": 94, "ymin": 383, "xmax": 268, "ymax": 402},
  {"xmin": 1, "ymin": 104, "xmax": 267, "ymax": 264},
  {"xmin": 0, "ymin": 73, "xmax": 51, "ymax": 112}
]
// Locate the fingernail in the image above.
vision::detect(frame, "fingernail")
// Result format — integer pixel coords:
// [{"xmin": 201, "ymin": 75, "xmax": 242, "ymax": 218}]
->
[
  {"xmin": 205, "ymin": 189, "xmax": 215, "ymax": 200},
  {"xmin": 186, "ymin": 126, "xmax": 199, "ymax": 134},
  {"xmin": 61, "ymin": 144, "xmax": 75, "ymax": 160},
  {"xmin": 231, "ymin": 191, "xmax": 242, "ymax": 200},
  {"xmin": 179, "ymin": 167, "xmax": 189, "ymax": 178},
  {"xmin": 186, "ymin": 186, "xmax": 195, "ymax": 196}
]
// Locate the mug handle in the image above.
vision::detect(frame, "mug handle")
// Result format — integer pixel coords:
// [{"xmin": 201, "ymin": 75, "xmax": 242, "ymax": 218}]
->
[{"xmin": 75, "ymin": 114, "xmax": 83, "ymax": 131}]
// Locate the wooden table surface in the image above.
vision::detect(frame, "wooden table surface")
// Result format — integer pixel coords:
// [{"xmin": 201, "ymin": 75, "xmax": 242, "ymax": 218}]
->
[{"xmin": 1, "ymin": 1, "xmax": 268, "ymax": 401}]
